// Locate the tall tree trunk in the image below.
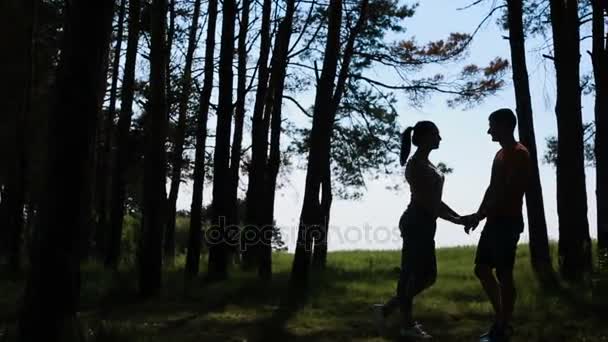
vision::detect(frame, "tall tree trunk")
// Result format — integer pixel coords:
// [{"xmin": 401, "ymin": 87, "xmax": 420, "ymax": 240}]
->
[
  {"xmin": 185, "ymin": 0, "xmax": 218, "ymax": 281},
  {"xmin": 310, "ymin": 0, "xmax": 368, "ymax": 270},
  {"xmin": 506, "ymin": 0, "xmax": 554, "ymax": 280},
  {"xmin": 549, "ymin": 0, "xmax": 592, "ymax": 282},
  {"xmin": 228, "ymin": 0, "xmax": 250, "ymax": 226},
  {"xmin": 0, "ymin": 0, "xmax": 34, "ymax": 274},
  {"xmin": 207, "ymin": 0, "xmax": 236, "ymax": 281},
  {"xmin": 257, "ymin": 0, "xmax": 297, "ymax": 279},
  {"xmin": 165, "ymin": 0, "xmax": 203, "ymax": 263},
  {"xmin": 106, "ymin": 0, "xmax": 142, "ymax": 269},
  {"xmin": 290, "ymin": 0, "xmax": 342, "ymax": 290},
  {"xmin": 17, "ymin": 0, "xmax": 114, "ymax": 340},
  {"xmin": 96, "ymin": 0, "xmax": 127, "ymax": 259},
  {"xmin": 242, "ymin": 0, "xmax": 272, "ymax": 270},
  {"xmin": 140, "ymin": 0, "xmax": 168, "ymax": 297},
  {"xmin": 591, "ymin": 0, "xmax": 608, "ymax": 271}
]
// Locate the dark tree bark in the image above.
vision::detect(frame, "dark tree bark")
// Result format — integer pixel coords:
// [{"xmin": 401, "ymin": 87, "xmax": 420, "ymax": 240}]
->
[
  {"xmin": 311, "ymin": 0, "xmax": 369, "ymax": 270},
  {"xmin": 290, "ymin": 0, "xmax": 342, "ymax": 289},
  {"xmin": 96, "ymin": 0, "xmax": 127, "ymax": 259},
  {"xmin": 106, "ymin": 0, "xmax": 142, "ymax": 269},
  {"xmin": 207, "ymin": 0, "xmax": 236, "ymax": 281},
  {"xmin": 505, "ymin": 0, "xmax": 553, "ymax": 279},
  {"xmin": 591, "ymin": 0, "xmax": 608, "ymax": 268},
  {"xmin": 17, "ymin": 0, "xmax": 114, "ymax": 340},
  {"xmin": 228, "ymin": 0, "xmax": 251, "ymax": 225},
  {"xmin": 140, "ymin": 0, "xmax": 169, "ymax": 297},
  {"xmin": 0, "ymin": 0, "xmax": 34, "ymax": 274},
  {"xmin": 257, "ymin": 0, "xmax": 297, "ymax": 279},
  {"xmin": 242, "ymin": 0, "xmax": 272, "ymax": 269},
  {"xmin": 165, "ymin": 0, "xmax": 203, "ymax": 263},
  {"xmin": 185, "ymin": 0, "xmax": 218, "ymax": 281},
  {"xmin": 549, "ymin": 0, "xmax": 593, "ymax": 281}
]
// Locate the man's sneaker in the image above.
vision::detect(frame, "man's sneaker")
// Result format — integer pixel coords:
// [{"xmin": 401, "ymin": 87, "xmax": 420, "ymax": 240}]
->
[
  {"xmin": 480, "ymin": 324, "xmax": 514, "ymax": 342},
  {"xmin": 400, "ymin": 322, "xmax": 432, "ymax": 339},
  {"xmin": 371, "ymin": 304, "xmax": 386, "ymax": 335}
]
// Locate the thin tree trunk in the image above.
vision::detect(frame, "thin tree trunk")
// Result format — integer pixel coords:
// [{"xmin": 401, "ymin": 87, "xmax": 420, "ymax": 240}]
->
[
  {"xmin": 242, "ymin": 0, "xmax": 272, "ymax": 270},
  {"xmin": 310, "ymin": 0, "xmax": 368, "ymax": 270},
  {"xmin": 549, "ymin": 0, "xmax": 592, "ymax": 282},
  {"xmin": 228, "ymin": 0, "xmax": 251, "ymax": 226},
  {"xmin": 165, "ymin": 0, "xmax": 203, "ymax": 263},
  {"xmin": 106, "ymin": 0, "xmax": 142, "ymax": 269},
  {"xmin": 258, "ymin": 0, "xmax": 297, "ymax": 279},
  {"xmin": 290, "ymin": 0, "xmax": 342, "ymax": 290},
  {"xmin": 506, "ymin": 0, "xmax": 554, "ymax": 280},
  {"xmin": 140, "ymin": 0, "xmax": 168, "ymax": 297},
  {"xmin": 185, "ymin": 0, "xmax": 218, "ymax": 281},
  {"xmin": 96, "ymin": 0, "xmax": 127, "ymax": 259},
  {"xmin": 0, "ymin": 0, "xmax": 34, "ymax": 274},
  {"xmin": 207, "ymin": 0, "xmax": 236, "ymax": 281},
  {"xmin": 17, "ymin": 0, "xmax": 114, "ymax": 340},
  {"xmin": 591, "ymin": 0, "xmax": 608, "ymax": 271}
]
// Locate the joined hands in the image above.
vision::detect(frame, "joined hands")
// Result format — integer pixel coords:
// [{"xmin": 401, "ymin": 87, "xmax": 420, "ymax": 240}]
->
[{"xmin": 454, "ymin": 213, "xmax": 482, "ymax": 234}]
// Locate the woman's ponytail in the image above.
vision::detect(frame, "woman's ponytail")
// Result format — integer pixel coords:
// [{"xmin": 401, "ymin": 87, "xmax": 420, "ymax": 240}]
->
[{"xmin": 400, "ymin": 127, "xmax": 413, "ymax": 166}]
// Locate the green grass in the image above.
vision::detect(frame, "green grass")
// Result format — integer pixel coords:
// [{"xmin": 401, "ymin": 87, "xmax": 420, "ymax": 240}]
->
[{"xmin": 1, "ymin": 245, "xmax": 607, "ymax": 341}]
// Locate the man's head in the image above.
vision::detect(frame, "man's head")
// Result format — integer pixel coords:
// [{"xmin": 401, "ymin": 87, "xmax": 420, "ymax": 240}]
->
[{"xmin": 487, "ymin": 108, "xmax": 517, "ymax": 142}]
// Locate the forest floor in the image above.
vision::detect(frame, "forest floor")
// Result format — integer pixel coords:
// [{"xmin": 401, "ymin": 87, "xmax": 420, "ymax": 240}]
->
[{"xmin": 1, "ymin": 245, "xmax": 607, "ymax": 341}]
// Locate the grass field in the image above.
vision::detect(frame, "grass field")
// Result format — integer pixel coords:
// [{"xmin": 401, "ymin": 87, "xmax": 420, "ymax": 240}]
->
[{"xmin": 1, "ymin": 244, "xmax": 607, "ymax": 341}]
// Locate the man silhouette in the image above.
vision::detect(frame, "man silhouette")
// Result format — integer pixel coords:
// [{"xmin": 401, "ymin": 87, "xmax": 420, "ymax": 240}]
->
[{"xmin": 464, "ymin": 108, "xmax": 531, "ymax": 342}]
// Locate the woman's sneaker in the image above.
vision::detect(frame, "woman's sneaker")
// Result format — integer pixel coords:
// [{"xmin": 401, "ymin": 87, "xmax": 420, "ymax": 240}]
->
[
  {"xmin": 480, "ymin": 323, "xmax": 514, "ymax": 342},
  {"xmin": 371, "ymin": 304, "xmax": 386, "ymax": 335},
  {"xmin": 400, "ymin": 322, "xmax": 433, "ymax": 339}
]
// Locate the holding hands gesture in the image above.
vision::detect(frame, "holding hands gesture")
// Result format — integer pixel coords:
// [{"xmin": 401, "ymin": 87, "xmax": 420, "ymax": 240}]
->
[{"xmin": 451, "ymin": 213, "xmax": 482, "ymax": 234}]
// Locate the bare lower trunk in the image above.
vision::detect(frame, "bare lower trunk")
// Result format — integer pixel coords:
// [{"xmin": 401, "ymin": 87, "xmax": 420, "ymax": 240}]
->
[
  {"xmin": 258, "ymin": 0, "xmax": 297, "ymax": 279},
  {"xmin": 242, "ymin": 0, "xmax": 272, "ymax": 270},
  {"xmin": 165, "ymin": 0, "xmax": 202, "ymax": 263},
  {"xmin": 550, "ymin": 0, "xmax": 592, "ymax": 282},
  {"xmin": 228, "ymin": 0, "xmax": 250, "ymax": 227},
  {"xmin": 17, "ymin": 0, "xmax": 114, "ymax": 340},
  {"xmin": 185, "ymin": 0, "xmax": 217, "ymax": 281},
  {"xmin": 140, "ymin": 0, "xmax": 168, "ymax": 297},
  {"xmin": 290, "ymin": 0, "xmax": 342, "ymax": 290},
  {"xmin": 506, "ymin": 0, "xmax": 553, "ymax": 280},
  {"xmin": 207, "ymin": 0, "xmax": 236, "ymax": 281},
  {"xmin": 106, "ymin": 0, "xmax": 142, "ymax": 269},
  {"xmin": 96, "ymin": 0, "xmax": 127, "ymax": 260},
  {"xmin": 591, "ymin": 0, "xmax": 608, "ymax": 271}
]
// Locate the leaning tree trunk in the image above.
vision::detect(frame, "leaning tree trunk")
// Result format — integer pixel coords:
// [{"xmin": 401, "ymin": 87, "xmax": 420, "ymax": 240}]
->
[
  {"xmin": 185, "ymin": 0, "xmax": 218, "ymax": 281},
  {"xmin": 311, "ymin": 0, "xmax": 368, "ymax": 270},
  {"xmin": 95, "ymin": 0, "xmax": 127, "ymax": 260},
  {"xmin": 165, "ymin": 0, "xmax": 203, "ymax": 263},
  {"xmin": 591, "ymin": 0, "xmax": 608, "ymax": 271},
  {"xmin": 258, "ymin": 0, "xmax": 297, "ymax": 279},
  {"xmin": 17, "ymin": 0, "xmax": 114, "ymax": 340},
  {"xmin": 106, "ymin": 0, "xmax": 142, "ymax": 269},
  {"xmin": 549, "ymin": 0, "xmax": 592, "ymax": 282},
  {"xmin": 228, "ymin": 0, "xmax": 250, "ymax": 227},
  {"xmin": 207, "ymin": 0, "xmax": 236, "ymax": 281},
  {"xmin": 242, "ymin": 0, "xmax": 272, "ymax": 270},
  {"xmin": 0, "ymin": 0, "xmax": 34, "ymax": 274},
  {"xmin": 290, "ymin": 0, "xmax": 342, "ymax": 290},
  {"xmin": 140, "ymin": 0, "xmax": 168, "ymax": 297},
  {"xmin": 506, "ymin": 0, "xmax": 554, "ymax": 280}
]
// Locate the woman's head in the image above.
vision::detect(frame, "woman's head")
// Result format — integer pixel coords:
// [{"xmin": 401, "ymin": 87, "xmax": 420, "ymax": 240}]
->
[{"xmin": 400, "ymin": 121, "xmax": 441, "ymax": 165}]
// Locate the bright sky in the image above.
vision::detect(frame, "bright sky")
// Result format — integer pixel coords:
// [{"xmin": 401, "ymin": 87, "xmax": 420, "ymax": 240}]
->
[{"xmin": 175, "ymin": 0, "xmax": 598, "ymax": 252}]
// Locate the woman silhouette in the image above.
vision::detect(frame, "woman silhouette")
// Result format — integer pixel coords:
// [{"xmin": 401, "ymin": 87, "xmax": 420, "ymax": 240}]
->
[{"xmin": 373, "ymin": 121, "xmax": 467, "ymax": 338}]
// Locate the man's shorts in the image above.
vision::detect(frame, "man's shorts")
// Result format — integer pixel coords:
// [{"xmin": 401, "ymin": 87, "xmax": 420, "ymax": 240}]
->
[{"xmin": 475, "ymin": 216, "xmax": 523, "ymax": 272}]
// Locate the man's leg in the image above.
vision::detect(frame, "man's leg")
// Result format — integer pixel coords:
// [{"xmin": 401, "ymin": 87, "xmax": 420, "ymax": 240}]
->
[
  {"xmin": 496, "ymin": 267, "xmax": 516, "ymax": 329},
  {"xmin": 475, "ymin": 264, "xmax": 502, "ymax": 324}
]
